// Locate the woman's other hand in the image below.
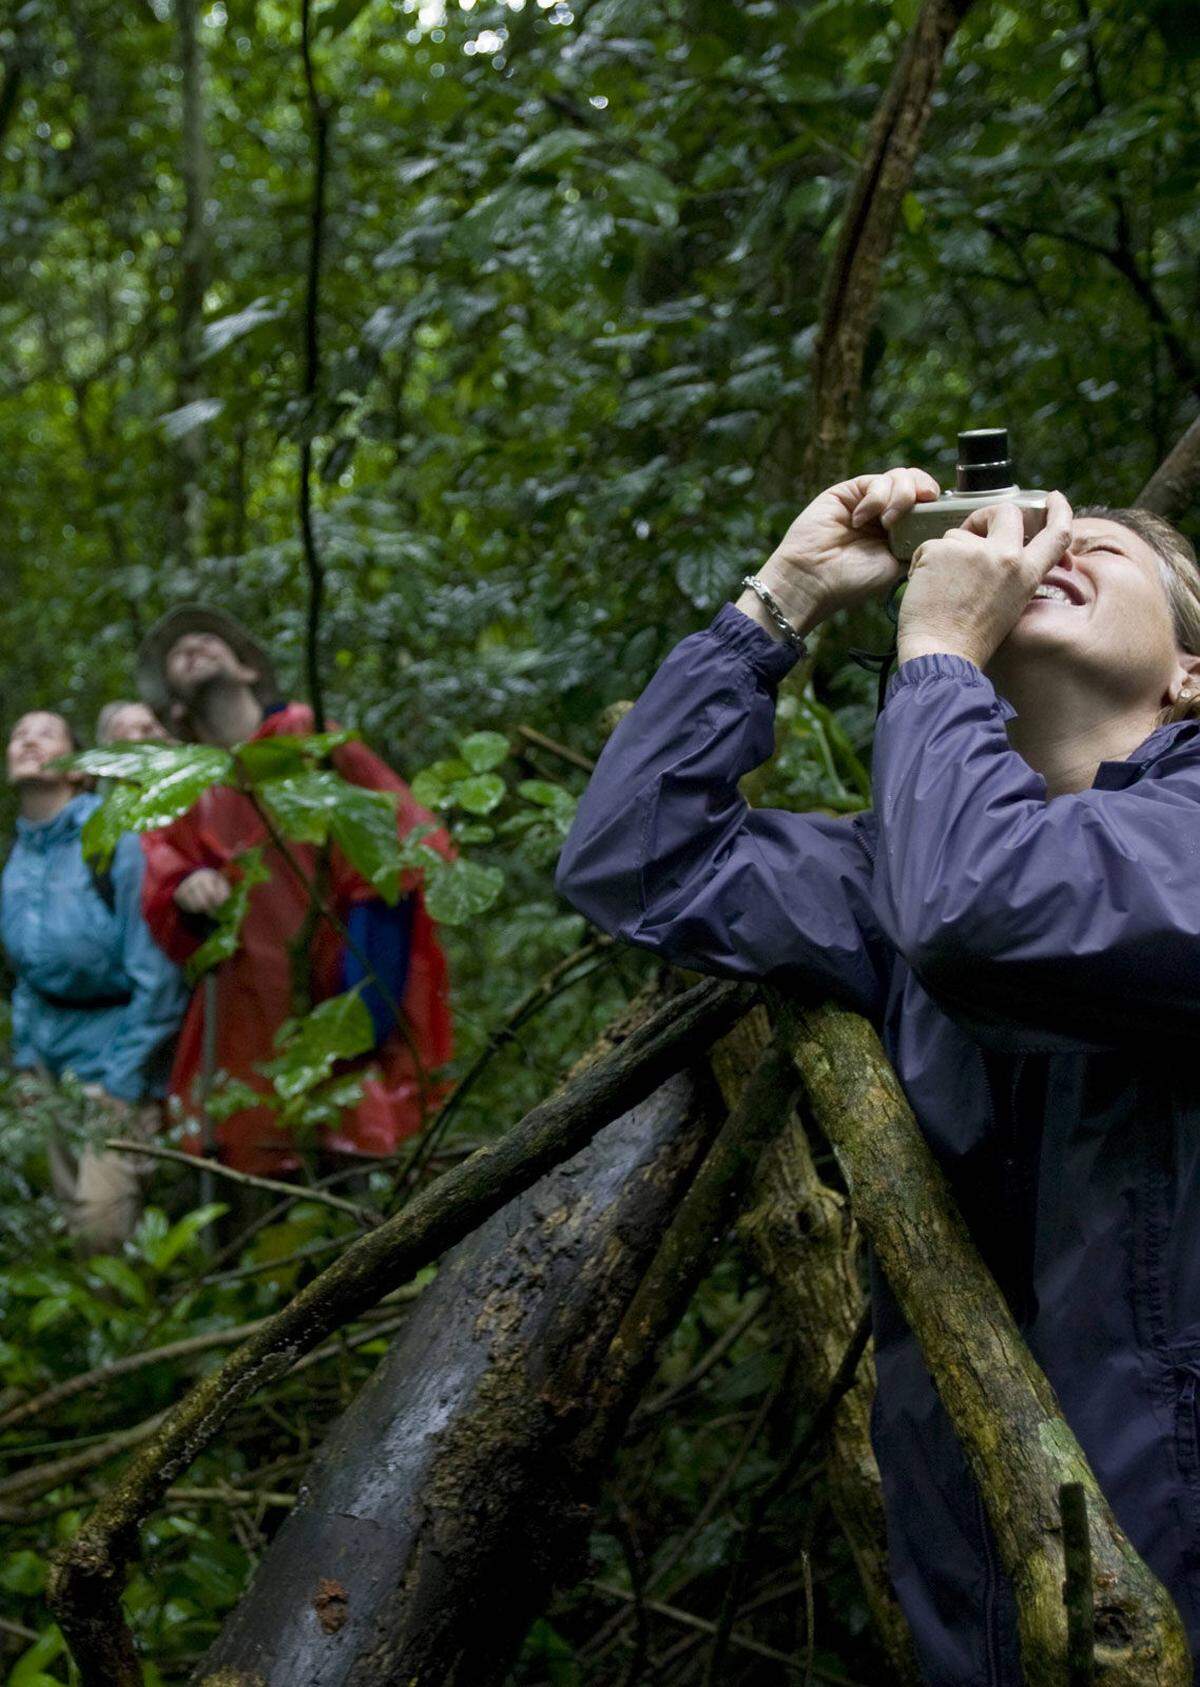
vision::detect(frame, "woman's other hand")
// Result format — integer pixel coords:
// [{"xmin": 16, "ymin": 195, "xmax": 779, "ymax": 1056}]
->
[
  {"xmin": 738, "ymin": 466, "xmax": 941, "ymax": 642},
  {"xmin": 897, "ymin": 492, "xmax": 1074, "ymax": 669},
  {"xmin": 174, "ymin": 868, "xmax": 232, "ymax": 915}
]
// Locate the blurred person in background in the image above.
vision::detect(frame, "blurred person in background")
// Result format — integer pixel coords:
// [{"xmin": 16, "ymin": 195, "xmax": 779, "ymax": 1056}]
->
[
  {"xmin": 137, "ymin": 604, "xmax": 453, "ymax": 1180},
  {"xmin": 1, "ymin": 710, "xmax": 188, "ymax": 1250},
  {"xmin": 96, "ymin": 699, "xmax": 173, "ymax": 746}
]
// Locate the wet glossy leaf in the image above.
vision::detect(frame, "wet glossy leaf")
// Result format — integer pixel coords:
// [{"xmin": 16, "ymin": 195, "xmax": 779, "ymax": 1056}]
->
[
  {"xmin": 77, "ymin": 747, "xmax": 233, "ymax": 866},
  {"xmin": 422, "ymin": 858, "xmax": 504, "ymax": 924},
  {"xmin": 262, "ymin": 991, "xmax": 375, "ymax": 1100},
  {"xmin": 458, "ymin": 730, "xmax": 509, "ymax": 772}
]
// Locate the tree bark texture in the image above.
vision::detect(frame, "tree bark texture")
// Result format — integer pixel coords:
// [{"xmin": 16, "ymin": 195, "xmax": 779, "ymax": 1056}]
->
[
  {"xmin": 782, "ymin": 997, "xmax": 1190, "ymax": 1687},
  {"xmin": 717, "ymin": 1008, "xmax": 922, "ymax": 1684},
  {"xmin": 195, "ymin": 1067, "xmax": 723, "ymax": 1687},
  {"xmin": 1136, "ymin": 408, "xmax": 1200, "ymax": 521},
  {"xmin": 49, "ymin": 977, "xmax": 754, "ymax": 1687},
  {"xmin": 800, "ymin": 0, "xmax": 975, "ymax": 493}
]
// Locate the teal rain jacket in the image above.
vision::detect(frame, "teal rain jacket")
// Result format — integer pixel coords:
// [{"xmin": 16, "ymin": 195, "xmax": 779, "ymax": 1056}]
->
[{"xmin": 1, "ymin": 793, "xmax": 187, "ymax": 1101}]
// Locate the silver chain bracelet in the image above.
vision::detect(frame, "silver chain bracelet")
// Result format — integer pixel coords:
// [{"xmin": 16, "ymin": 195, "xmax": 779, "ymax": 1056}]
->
[{"xmin": 740, "ymin": 575, "xmax": 810, "ymax": 659}]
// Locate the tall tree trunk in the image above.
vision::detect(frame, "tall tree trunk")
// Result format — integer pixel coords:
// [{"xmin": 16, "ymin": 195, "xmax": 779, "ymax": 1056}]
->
[
  {"xmin": 195, "ymin": 1017, "xmax": 726, "ymax": 1684},
  {"xmin": 171, "ymin": 0, "xmax": 211, "ymax": 563}
]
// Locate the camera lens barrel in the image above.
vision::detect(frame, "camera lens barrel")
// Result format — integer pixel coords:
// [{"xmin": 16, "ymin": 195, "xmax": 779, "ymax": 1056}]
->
[{"xmin": 956, "ymin": 427, "xmax": 1016, "ymax": 492}]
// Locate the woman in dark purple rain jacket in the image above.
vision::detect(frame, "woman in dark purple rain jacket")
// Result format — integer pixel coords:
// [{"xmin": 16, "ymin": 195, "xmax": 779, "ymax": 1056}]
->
[{"xmin": 554, "ymin": 466, "xmax": 1200, "ymax": 1685}]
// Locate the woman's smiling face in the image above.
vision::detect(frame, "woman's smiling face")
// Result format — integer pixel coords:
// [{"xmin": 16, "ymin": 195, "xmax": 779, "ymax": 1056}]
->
[
  {"xmin": 986, "ymin": 516, "xmax": 1184, "ymax": 712},
  {"xmin": 6, "ymin": 712, "xmax": 75, "ymax": 784}
]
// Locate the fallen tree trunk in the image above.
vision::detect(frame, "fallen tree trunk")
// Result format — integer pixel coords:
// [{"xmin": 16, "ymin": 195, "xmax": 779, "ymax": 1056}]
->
[
  {"xmin": 197, "ymin": 1016, "xmax": 799, "ymax": 1685},
  {"xmin": 196, "ymin": 1062, "xmax": 725, "ymax": 1686},
  {"xmin": 49, "ymin": 976, "xmax": 754, "ymax": 1687},
  {"xmin": 781, "ymin": 996, "xmax": 1191, "ymax": 1687}
]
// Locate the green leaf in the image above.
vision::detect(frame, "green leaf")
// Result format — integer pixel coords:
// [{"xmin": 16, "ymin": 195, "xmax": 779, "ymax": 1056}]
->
[
  {"xmin": 422, "ymin": 858, "xmax": 504, "ymax": 925},
  {"xmin": 76, "ymin": 746, "xmax": 233, "ymax": 866},
  {"xmin": 458, "ymin": 730, "xmax": 509, "ymax": 772},
  {"xmin": 0, "ymin": 1551, "xmax": 48, "ymax": 1595},
  {"xmin": 610, "ymin": 160, "xmax": 680, "ymax": 228},
  {"xmin": 206, "ymin": 1076, "xmax": 264, "ymax": 1123},
  {"xmin": 516, "ymin": 779, "xmax": 576, "ymax": 819},
  {"xmin": 901, "ymin": 190, "xmax": 926, "ymax": 234},
  {"xmin": 236, "ymin": 731, "xmax": 355, "ymax": 783},
  {"xmin": 261, "ymin": 991, "xmax": 375, "ymax": 1101},
  {"xmin": 315, "ymin": 0, "xmax": 375, "ymax": 35},
  {"xmin": 158, "ymin": 397, "xmax": 224, "ymax": 438},
  {"xmin": 27, "ymin": 1296, "xmax": 72, "ymax": 1334},
  {"xmin": 674, "ymin": 542, "xmax": 735, "ymax": 610},
  {"xmin": 411, "ymin": 758, "xmax": 471, "ymax": 809},
  {"xmin": 142, "ymin": 1204, "xmax": 228, "ymax": 1272},
  {"xmin": 7, "ymin": 1626, "xmax": 65, "ymax": 1686},
  {"xmin": 200, "ymin": 296, "xmax": 286, "ymax": 359},
  {"xmin": 514, "ymin": 129, "xmax": 596, "ymax": 173},
  {"xmin": 186, "ymin": 848, "xmax": 271, "ymax": 983},
  {"xmin": 87, "ymin": 1255, "xmax": 150, "ymax": 1307},
  {"xmin": 329, "ymin": 784, "xmax": 404, "ymax": 902},
  {"xmin": 257, "ymin": 769, "xmax": 342, "ymax": 846},
  {"xmin": 454, "ymin": 773, "xmax": 506, "ymax": 815}
]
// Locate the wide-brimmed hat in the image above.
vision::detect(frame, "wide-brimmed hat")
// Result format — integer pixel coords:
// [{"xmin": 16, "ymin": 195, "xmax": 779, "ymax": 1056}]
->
[{"xmin": 137, "ymin": 604, "xmax": 279, "ymax": 719}]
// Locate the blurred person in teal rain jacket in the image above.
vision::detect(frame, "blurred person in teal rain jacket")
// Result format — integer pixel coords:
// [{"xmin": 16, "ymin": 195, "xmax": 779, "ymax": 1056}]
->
[{"xmin": 1, "ymin": 709, "xmax": 188, "ymax": 1250}]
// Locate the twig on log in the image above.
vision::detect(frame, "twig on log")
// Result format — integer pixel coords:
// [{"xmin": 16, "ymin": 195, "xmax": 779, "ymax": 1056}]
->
[
  {"xmin": 49, "ymin": 977, "xmax": 753, "ymax": 1687},
  {"xmin": 166, "ymin": 1485, "xmax": 296, "ymax": 1509}
]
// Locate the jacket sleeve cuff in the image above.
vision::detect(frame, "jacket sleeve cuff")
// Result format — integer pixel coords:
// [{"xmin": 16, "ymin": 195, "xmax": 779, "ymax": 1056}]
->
[
  {"xmin": 708, "ymin": 602, "xmax": 800, "ymax": 687},
  {"xmin": 884, "ymin": 652, "xmax": 1017, "ymax": 722}
]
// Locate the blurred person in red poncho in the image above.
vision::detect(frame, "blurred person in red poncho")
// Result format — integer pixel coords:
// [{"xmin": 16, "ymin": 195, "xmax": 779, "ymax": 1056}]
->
[{"xmin": 137, "ymin": 604, "xmax": 452, "ymax": 1177}]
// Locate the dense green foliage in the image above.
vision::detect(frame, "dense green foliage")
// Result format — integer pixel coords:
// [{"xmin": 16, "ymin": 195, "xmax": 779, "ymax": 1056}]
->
[{"xmin": 2, "ymin": 0, "xmax": 1198, "ymax": 1678}]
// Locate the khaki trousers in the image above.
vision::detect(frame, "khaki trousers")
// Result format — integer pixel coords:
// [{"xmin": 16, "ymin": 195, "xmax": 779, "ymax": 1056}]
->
[{"xmin": 47, "ymin": 1097, "xmax": 161, "ymax": 1253}]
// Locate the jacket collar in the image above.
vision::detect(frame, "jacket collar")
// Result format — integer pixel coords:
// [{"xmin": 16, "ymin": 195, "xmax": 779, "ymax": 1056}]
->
[
  {"xmin": 1092, "ymin": 716, "xmax": 1200, "ymax": 790},
  {"xmin": 14, "ymin": 791, "xmax": 100, "ymax": 845}
]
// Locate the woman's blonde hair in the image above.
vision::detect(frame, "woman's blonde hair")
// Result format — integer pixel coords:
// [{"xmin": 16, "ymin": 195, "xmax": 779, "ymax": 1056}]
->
[{"xmin": 1074, "ymin": 504, "xmax": 1200, "ymax": 727}]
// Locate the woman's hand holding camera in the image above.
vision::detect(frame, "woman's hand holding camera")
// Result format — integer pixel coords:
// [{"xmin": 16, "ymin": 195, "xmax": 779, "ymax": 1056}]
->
[
  {"xmin": 897, "ymin": 491, "xmax": 1074, "ymax": 670},
  {"xmin": 738, "ymin": 467, "xmax": 940, "ymax": 643}
]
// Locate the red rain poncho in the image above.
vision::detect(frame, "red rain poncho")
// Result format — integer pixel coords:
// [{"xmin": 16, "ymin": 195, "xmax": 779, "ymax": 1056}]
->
[{"xmin": 141, "ymin": 704, "xmax": 452, "ymax": 1174}]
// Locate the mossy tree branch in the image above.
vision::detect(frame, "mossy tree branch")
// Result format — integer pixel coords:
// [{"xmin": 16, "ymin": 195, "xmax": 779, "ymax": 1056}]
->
[{"xmin": 778, "ymin": 995, "xmax": 1190, "ymax": 1686}]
